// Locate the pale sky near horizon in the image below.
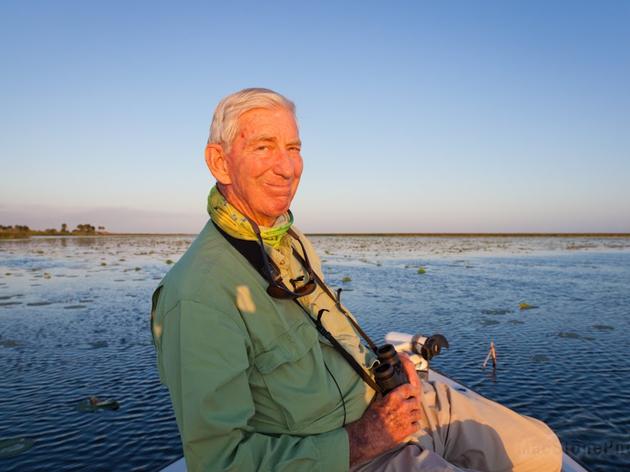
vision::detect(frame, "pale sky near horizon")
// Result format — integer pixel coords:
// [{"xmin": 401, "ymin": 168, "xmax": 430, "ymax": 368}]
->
[{"xmin": 1, "ymin": 1, "xmax": 629, "ymax": 233}]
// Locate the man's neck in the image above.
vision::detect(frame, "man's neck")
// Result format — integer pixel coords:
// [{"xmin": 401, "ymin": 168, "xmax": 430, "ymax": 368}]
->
[{"xmin": 218, "ymin": 184, "xmax": 277, "ymax": 227}]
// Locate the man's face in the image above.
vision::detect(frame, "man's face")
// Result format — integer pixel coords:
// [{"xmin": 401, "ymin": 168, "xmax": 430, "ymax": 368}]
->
[{"xmin": 219, "ymin": 107, "xmax": 303, "ymax": 226}]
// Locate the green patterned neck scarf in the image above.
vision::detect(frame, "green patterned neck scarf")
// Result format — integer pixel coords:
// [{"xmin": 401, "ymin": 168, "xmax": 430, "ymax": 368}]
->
[{"xmin": 207, "ymin": 185, "xmax": 293, "ymax": 249}]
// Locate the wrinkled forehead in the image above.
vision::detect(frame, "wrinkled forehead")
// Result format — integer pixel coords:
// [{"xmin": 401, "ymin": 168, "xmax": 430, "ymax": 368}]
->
[{"xmin": 234, "ymin": 106, "xmax": 300, "ymax": 143}]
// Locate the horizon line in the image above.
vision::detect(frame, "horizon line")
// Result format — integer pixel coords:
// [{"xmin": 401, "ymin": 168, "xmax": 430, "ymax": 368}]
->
[{"xmin": 27, "ymin": 231, "xmax": 630, "ymax": 238}]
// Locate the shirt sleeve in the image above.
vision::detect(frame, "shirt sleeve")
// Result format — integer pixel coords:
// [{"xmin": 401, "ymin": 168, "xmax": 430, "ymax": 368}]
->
[{"xmin": 158, "ymin": 299, "xmax": 350, "ymax": 472}]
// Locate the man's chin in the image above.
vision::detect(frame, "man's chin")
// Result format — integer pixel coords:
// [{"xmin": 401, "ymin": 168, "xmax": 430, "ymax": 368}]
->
[{"xmin": 264, "ymin": 202, "xmax": 292, "ymax": 222}]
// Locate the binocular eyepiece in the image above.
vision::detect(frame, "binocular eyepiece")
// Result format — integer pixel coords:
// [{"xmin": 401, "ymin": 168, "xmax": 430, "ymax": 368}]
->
[
  {"xmin": 373, "ymin": 344, "xmax": 409, "ymax": 395},
  {"xmin": 373, "ymin": 333, "xmax": 450, "ymax": 394}
]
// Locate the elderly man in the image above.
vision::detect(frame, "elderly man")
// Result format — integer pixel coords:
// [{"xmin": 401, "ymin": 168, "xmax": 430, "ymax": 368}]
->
[{"xmin": 151, "ymin": 88, "xmax": 562, "ymax": 471}]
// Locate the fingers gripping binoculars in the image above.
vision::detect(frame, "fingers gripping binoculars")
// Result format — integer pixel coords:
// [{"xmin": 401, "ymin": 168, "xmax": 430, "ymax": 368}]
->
[{"xmin": 373, "ymin": 333, "xmax": 450, "ymax": 395}]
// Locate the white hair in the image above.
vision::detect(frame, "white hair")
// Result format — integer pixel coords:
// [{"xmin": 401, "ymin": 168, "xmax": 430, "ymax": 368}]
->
[{"xmin": 208, "ymin": 88, "xmax": 296, "ymax": 151}]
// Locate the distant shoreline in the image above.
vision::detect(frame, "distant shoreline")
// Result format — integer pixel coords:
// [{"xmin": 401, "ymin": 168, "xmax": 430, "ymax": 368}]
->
[{"xmin": 6, "ymin": 232, "xmax": 630, "ymax": 238}]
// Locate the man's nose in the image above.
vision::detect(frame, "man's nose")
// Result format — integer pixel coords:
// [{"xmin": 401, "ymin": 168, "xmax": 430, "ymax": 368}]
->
[{"xmin": 272, "ymin": 148, "xmax": 295, "ymax": 178}]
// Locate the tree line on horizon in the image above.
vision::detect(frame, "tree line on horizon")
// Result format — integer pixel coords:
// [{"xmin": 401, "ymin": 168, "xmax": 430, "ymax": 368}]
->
[{"xmin": 0, "ymin": 223, "xmax": 107, "ymax": 237}]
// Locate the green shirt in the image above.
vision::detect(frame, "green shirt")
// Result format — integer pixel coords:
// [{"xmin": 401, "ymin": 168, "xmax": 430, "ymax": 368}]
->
[{"xmin": 152, "ymin": 221, "xmax": 376, "ymax": 471}]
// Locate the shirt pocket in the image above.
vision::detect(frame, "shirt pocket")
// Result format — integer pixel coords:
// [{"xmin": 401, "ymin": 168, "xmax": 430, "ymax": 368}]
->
[{"xmin": 253, "ymin": 320, "xmax": 338, "ymax": 432}]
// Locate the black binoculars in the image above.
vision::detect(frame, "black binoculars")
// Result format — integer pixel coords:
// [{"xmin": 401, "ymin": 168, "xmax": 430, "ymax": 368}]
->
[{"xmin": 372, "ymin": 344, "xmax": 409, "ymax": 395}]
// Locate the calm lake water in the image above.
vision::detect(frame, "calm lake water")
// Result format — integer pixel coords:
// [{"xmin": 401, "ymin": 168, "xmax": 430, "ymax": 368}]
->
[{"xmin": 1, "ymin": 235, "xmax": 629, "ymax": 471}]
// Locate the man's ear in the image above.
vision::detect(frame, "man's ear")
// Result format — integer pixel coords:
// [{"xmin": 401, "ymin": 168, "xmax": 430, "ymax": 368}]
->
[{"xmin": 205, "ymin": 144, "xmax": 232, "ymax": 185}]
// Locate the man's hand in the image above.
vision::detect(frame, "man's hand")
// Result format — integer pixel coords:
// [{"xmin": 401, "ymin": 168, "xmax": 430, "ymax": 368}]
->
[{"xmin": 345, "ymin": 353, "xmax": 424, "ymax": 467}]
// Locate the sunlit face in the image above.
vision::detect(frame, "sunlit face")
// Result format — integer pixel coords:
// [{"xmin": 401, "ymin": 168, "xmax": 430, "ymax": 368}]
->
[{"xmin": 216, "ymin": 107, "xmax": 303, "ymax": 226}]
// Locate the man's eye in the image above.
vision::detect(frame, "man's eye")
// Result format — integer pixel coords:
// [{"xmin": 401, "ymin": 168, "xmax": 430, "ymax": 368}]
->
[{"xmin": 256, "ymin": 146, "xmax": 269, "ymax": 151}]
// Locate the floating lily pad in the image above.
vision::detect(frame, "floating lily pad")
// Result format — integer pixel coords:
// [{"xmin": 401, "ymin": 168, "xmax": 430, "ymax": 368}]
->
[
  {"xmin": 0, "ymin": 301, "xmax": 22, "ymax": 307},
  {"xmin": 77, "ymin": 397, "xmax": 120, "ymax": 412},
  {"xmin": 341, "ymin": 276, "xmax": 352, "ymax": 283},
  {"xmin": 0, "ymin": 437, "xmax": 35, "ymax": 458},
  {"xmin": 519, "ymin": 303, "xmax": 538, "ymax": 311},
  {"xmin": 480, "ymin": 318, "xmax": 500, "ymax": 326},
  {"xmin": 417, "ymin": 267, "xmax": 426, "ymax": 274},
  {"xmin": 531, "ymin": 354, "xmax": 550, "ymax": 363},
  {"xmin": 558, "ymin": 331, "xmax": 594, "ymax": 341},
  {"xmin": 592, "ymin": 324, "xmax": 615, "ymax": 332}
]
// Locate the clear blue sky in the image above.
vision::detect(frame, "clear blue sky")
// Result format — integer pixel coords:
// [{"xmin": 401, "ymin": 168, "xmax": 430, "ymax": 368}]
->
[{"xmin": 1, "ymin": 0, "xmax": 629, "ymax": 233}]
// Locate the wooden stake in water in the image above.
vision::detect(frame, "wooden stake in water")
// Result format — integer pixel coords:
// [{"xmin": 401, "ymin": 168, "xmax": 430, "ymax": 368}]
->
[{"xmin": 483, "ymin": 341, "xmax": 497, "ymax": 369}]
